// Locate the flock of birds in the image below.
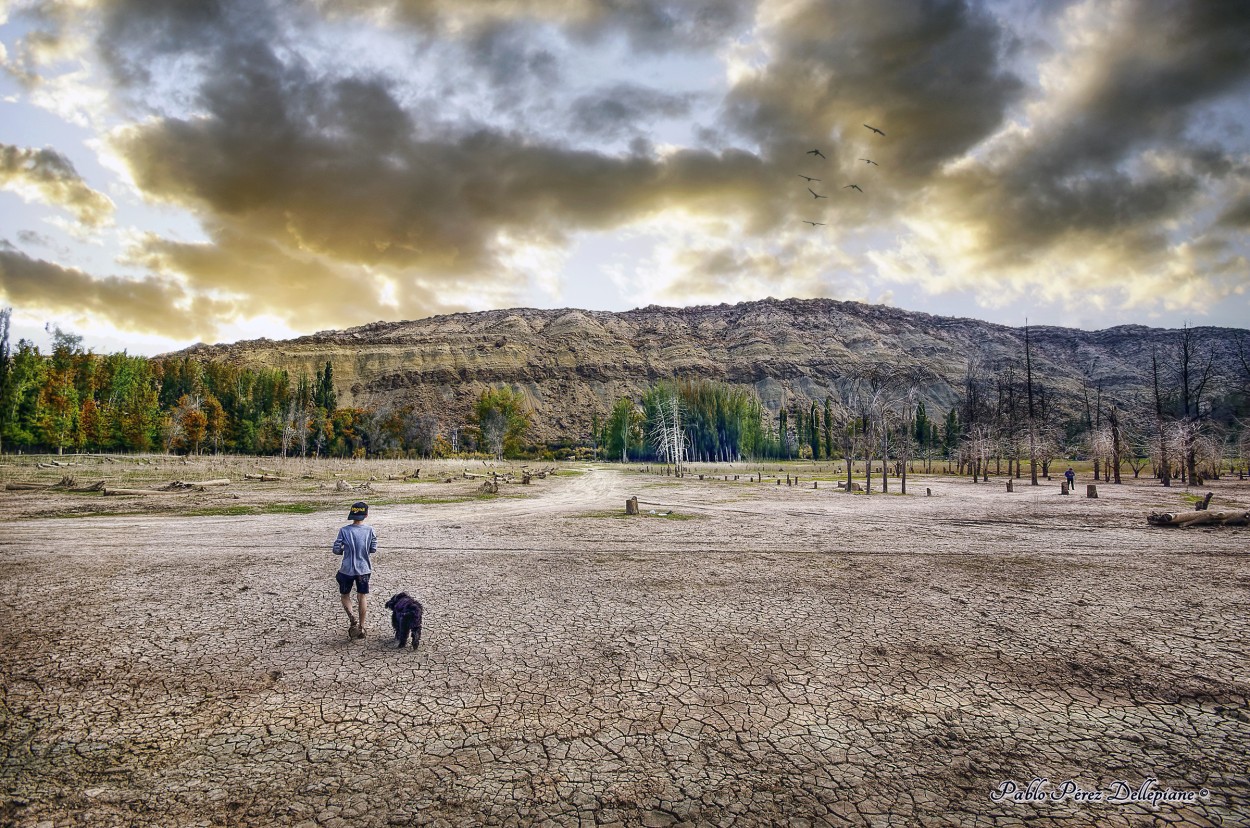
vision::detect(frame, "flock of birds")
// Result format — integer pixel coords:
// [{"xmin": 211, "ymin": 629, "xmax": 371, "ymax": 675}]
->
[{"xmin": 797, "ymin": 123, "xmax": 884, "ymax": 227}]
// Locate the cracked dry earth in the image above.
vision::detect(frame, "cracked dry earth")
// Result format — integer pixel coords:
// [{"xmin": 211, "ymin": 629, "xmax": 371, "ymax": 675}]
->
[{"xmin": 2, "ymin": 467, "xmax": 1248, "ymax": 827}]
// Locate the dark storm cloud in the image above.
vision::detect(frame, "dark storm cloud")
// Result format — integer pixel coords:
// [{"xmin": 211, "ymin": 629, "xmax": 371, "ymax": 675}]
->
[
  {"xmin": 1023, "ymin": 1, "xmax": 1250, "ymax": 177},
  {"xmin": 0, "ymin": 245, "xmax": 210, "ymax": 338},
  {"xmin": 722, "ymin": 0, "xmax": 1024, "ymax": 176},
  {"xmin": 0, "ymin": 143, "xmax": 114, "ymax": 226},
  {"xmin": 568, "ymin": 83, "xmax": 695, "ymax": 138},
  {"xmin": 111, "ymin": 32, "xmax": 780, "ymax": 285},
  {"xmin": 1217, "ymin": 196, "xmax": 1250, "ymax": 230},
  {"xmin": 94, "ymin": 0, "xmax": 239, "ymax": 86},
  {"xmin": 933, "ymin": 0, "xmax": 1250, "ymax": 268}
]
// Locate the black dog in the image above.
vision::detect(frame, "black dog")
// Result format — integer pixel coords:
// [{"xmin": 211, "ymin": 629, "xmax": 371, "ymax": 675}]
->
[{"xmin": 384, "ymin": 592, "xmax": 424, "ymax": 650}]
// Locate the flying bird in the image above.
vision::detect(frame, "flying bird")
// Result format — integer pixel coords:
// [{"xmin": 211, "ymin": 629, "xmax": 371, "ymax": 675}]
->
[
  {"xmin": 858, "ymin": 158, "xmax": 879, "ymax": 165},
  {"xmin": 844, "ymin": 184, "xmax": 863, "ymax": 192},
  {"xmin": 807, "ymin": 187, "xmax": 828, "ymax": 199},
  {"xmin": 802, "ymin": 220, "xmax": 826, "ymax": 226},
  {"xmin": 863, "ymin": 124, "xmax": 885, "ymax": 136},
  {"xmin": 806, "ymin": 149, "xmax": 826, "ymax": 158},
  {"xmin": 797, "ymin": 174, "xmax": 821, "ymax": 182}
]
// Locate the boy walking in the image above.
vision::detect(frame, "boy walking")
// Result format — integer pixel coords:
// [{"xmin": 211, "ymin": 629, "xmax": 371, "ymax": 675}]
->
[{"xmin": 333, "ymin": 501, "xmax": 377, "ymax": 640}]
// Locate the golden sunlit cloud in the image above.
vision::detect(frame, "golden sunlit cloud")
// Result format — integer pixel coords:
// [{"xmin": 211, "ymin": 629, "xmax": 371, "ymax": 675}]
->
[
  {"xmin": 0, "ymin": 245, "xmax": 214, "ymax": 339},
  {"xmin": 0, "ymin": 142, "xmax": 113, "ymax": 226}
]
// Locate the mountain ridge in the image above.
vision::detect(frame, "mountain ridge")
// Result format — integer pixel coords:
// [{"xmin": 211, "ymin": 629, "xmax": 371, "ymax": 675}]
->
[{"xmin": 173, "ymin": 297, "xmax": 1247, "ymax": 445}]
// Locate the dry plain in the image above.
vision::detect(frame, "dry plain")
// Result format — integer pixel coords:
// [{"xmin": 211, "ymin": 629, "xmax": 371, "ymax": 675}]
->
[{"xmin": 1, "ymin": 455, "xmax": 1248, "ymax": 828}]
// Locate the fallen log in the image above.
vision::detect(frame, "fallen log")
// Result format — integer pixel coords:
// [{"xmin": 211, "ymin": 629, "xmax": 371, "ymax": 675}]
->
[
  {"xmin": 243, "ymin": 473, "xmax": 285, "ymax": 482},
  {"xmin": 1148, "ymin": 509, "xmax": 1250, "ymax": 527},
  {"xmin": 104, "ymin": 487, "xmax": 178, "ymax": 496},
  {"xmin": 174, "ymin": 478, "xmax": 231, "ymax": 488},
  {"xmin": 5, "ymin": 481, "xmax": 56, "ymax": 491},
  {"xmin": 70, "ymin": 481, "xmax": 106, "ymax": 492}
]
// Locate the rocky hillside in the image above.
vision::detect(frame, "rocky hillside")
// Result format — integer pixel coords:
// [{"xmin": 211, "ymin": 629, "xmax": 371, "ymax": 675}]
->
[{"xmin": 176, "ymin": 298, "xmax": 1246, "ymax": 445}]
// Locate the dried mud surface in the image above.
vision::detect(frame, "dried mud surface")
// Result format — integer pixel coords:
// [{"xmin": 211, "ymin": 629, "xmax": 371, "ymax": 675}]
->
[{"xmin": 1, "ymin": 457, "xmax": 1248, "ymax": 827}]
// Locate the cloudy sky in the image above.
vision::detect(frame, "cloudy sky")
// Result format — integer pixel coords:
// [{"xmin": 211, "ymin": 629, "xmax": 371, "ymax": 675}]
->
[{"xmin": 1, "ymin": 0, "xmax": 1248, "ymax": 354}]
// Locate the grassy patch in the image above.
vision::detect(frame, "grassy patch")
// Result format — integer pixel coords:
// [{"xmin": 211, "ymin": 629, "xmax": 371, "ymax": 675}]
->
[
  {"xmin": 368, "ymin": 491, "xmax": 517, "ymax": 507},
  {"xmin": 43, "ymin": 509, "xmax": 145, "ymax": 519},
  {"xmin": 574, "ymin": 509, "xmax": 699, "ymax": 520},
  {"xmin": 187, "ymin": 502, "xmax": 324, "ymax": 516},
  {"xmin": 368, "ymin": 495, "xmax": 477, "ymax": 507},
  {"xmin": 649, "ymin": 510, "xmax": 698, "ymax": 520}
]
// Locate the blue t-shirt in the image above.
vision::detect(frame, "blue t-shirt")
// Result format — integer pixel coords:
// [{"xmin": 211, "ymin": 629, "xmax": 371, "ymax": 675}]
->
[{"xmin": 333, "ymin": 523, "xmax": 377, "ymax": 576}]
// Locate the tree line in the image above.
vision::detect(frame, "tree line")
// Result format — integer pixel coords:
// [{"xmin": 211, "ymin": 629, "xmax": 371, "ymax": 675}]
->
[
  {"xmin": 592, "ymin": 326, "xmax": 1250, "ymax": 487},
  {"xmin": 0, "ymin": 310, "xmax": 536, "ymax": 459},
  {"xmin": 2, "ymin": 307, "xmax": 1247, "ymax": 478}
]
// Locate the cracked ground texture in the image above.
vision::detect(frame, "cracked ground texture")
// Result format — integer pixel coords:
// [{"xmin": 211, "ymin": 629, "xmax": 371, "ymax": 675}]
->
[{"xmin": 1, "ymin": 462, "xmax": 1248, "ymax": 827}]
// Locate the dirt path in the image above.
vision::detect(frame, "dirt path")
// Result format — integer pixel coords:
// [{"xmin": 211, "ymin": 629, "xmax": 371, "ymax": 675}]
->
[{"xmin": 2, "ymin": 465, "xmax": 1247, "ymax": 827}]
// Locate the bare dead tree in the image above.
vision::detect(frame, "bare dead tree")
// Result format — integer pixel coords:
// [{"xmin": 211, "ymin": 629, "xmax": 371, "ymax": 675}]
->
[
  {"xmin": 1102, "ymin": 403, "xmax": 1124, "ymax": 483},
  {"xmin": 648, "ymin": 391, "xmax": 686, "ymax": 475},
  {"xmin": 1152, "ymin": 347, "xmax": 1171, "ymax": 487},
  {"xmin": 1177, "ymin": 324, "xmax": 1216, "ymax": 485},
  {"xmin": 404, "ymin": 411, "xmax": 441, "ymax": 458},
  {"xmin": 960, "ymin": 353, "xmax": 991, "ymax": 480},
  {"xmin": 1024, "ymin": 320, "xmax": 1039, "ymax": 485}
]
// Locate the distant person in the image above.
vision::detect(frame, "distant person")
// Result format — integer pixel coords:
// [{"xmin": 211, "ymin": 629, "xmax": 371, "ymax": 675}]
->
[
  {"xmin": 333, "ymin": 501, "xmax": 377, "ymax": 640},
  {"xmin": 1064, "ymin": 467, "xmax": 1076, "ymax": 490}
]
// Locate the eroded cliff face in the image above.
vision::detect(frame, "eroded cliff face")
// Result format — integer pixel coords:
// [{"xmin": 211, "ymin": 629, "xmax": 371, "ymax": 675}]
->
[{"xmin": 176, "ymin": 298, "xmax": 1243, "ymax": 445}]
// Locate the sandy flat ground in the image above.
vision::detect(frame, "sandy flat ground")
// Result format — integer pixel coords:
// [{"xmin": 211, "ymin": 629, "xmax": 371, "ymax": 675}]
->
[{"xmin": 1, "ymin": 457, "xmax": 1248, "ymax": 827}]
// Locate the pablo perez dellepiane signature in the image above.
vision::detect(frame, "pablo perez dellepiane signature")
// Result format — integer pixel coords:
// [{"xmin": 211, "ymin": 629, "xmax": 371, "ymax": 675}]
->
[{"xmin": 991, "ymin": 778, "xmax": 1211, "ymax": 807}]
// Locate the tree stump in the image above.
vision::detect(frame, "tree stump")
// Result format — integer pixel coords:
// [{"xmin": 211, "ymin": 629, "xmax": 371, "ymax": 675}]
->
[
  {"xmin": 926, "ymin": 487, "xmax": 932, "ymax": 497},
  {"xmin": 1060, "ymin": 482, "xmax": 1069, "ymax": 495},
  {"xmin": 813, "ymin": 481, "xmax": 818, "ymax": 489},
  {"xmin": 626, "ymin": 497, "xmax": 639, "ymax": 515},
  {"xmin": 1196, "ymin": 492, "xmax": 1213, "ymax": 511},
  {"xmin": 1006, "ymin": 480, "xmax": 1014, "ymax": 493},
  {"xmin": 1086, "ymin": 484, "xmax": 1098, "ymax": 498}
]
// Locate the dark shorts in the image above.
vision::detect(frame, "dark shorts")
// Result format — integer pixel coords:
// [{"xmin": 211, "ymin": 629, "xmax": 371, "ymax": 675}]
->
[{"xmin": 336, "ymin": 572, "xmax": 370, "ymax": 595}]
